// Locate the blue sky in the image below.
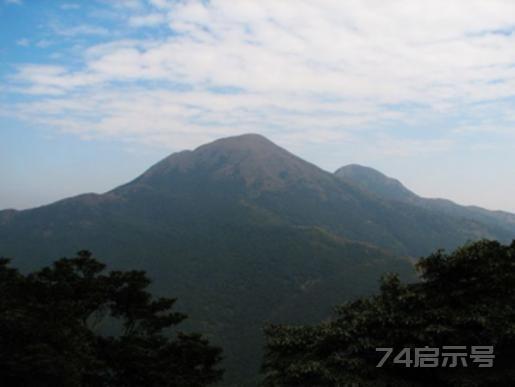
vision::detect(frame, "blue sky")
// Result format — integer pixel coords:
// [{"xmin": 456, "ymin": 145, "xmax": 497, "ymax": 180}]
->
[{"xmin": 1, "ymin": 0, "xmax": 515, "ymax": 212}]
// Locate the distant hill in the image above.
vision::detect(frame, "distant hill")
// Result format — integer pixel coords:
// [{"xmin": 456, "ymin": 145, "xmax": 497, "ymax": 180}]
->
[
  {"xmin": 335, "ymin": 163, "xmax": 515, "ymax": 240},
  {"xmin": 1, "ymin": 134, "xmax": 514, "ymax": 385},
  {"xmin": 335, "ymin": 164, "xmax": 418, "ymax": 202}
]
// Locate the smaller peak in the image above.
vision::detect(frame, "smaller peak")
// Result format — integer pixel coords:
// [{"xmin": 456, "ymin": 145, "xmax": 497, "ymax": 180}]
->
[
  {"xmin": 335, "ymin": 164, "xmax": 417, "ymax": 202},
  {"xmin": 335, "ymin": 164, "xmax": 386, "ymax": 177}
]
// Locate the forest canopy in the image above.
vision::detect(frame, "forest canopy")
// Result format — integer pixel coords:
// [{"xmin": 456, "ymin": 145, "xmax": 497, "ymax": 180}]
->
[
  {"xmin": 0, "ymin": 251, "xmax": 223, "ymax": 387},
  {"xmin": 2, "ymin": 240, "xmax": 514, "ymax": 386},
  {"xmin": 262, "ymin": 240, "xmax": 515, "ymax": 387}
]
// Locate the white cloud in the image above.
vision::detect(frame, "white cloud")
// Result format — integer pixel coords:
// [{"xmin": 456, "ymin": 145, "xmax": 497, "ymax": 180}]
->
[
  {"xmin": 5, "ymin": 0, "xmax": 22, "ymax": 5},
  {"xmin": 128, "ymin": 13, "xmax": 166, "ymax": 27},
  {"xmin": 108, "ymin": 0, "xmax": 143, "ymax": 10},
  {"xmin": 51, "ymin": 24, "xmax": 109, "ymax": 37},
  {"xmin": 5, "ymin": 0, "xmax": 515, "ymax": 154},
  {"xmin": 16, "ymin": 38, "xmax": 29, "ymax": 46},
  {"xmin": 371, "ymin": 136, "xmax": 454, "ymax": 157},
  {"xmin": 60, "ymin": 3, "xmax": 80, "ymax": 10},
  {"xmin": 148, "ymin": 0, "xmax": 171, "ymax": 10},
  {"xmin": 36, "ymin": 39, "xmax": 52, "ymax": 48}
]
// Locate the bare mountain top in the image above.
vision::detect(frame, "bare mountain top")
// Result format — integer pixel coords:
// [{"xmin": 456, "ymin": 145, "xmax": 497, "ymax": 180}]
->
[{"xmin": 130, "ymin": 133, "xmax": 334, "ymax": 194}]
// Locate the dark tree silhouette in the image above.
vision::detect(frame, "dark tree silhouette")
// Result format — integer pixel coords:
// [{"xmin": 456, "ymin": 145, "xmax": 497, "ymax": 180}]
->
[
  {"xmin": 262, "ymin": 240, "xmax": 515, "ymax": 386},
  {"xmin": 0, "ymin": 250, "xmax": 223, "ymax": 387}
]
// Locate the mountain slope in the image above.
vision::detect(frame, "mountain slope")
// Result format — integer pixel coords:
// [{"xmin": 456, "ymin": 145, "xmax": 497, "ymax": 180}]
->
[
  {"xmin": 335, "ymin": 164, "xmax": 418, "ymax": 202},
  {"xmin": 1, "ymin": 134, "xmax": 514, "ymax": 384},
  {"xmin": 101, "ymin": 134, "xmax": 513, "ymax": 257},
  {"xmin": 335, "ymin": 164, "xmax": 515, "ymax": 239}
]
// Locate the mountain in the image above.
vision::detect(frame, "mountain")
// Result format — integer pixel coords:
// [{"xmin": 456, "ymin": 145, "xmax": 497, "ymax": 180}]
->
[
  {"xmin": 1, "ymin": 134, "xmax": 514, "ymax": 385},
  {"xmin": 335, "ymin": 164, "xmax": 515, "ymax": 238},
  {"xmin": 335, "ymin": 164, "xmax": 418, "ymax": 202}
]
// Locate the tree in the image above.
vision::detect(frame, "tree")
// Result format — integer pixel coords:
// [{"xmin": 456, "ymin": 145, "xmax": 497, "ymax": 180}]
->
[
  {"xmin": 0, "ymin": 251, "xmax": 223, "ymax": 387},
  {"xmin": 262, "ymin": 240, "xmax": 515, "ymax": 386}
]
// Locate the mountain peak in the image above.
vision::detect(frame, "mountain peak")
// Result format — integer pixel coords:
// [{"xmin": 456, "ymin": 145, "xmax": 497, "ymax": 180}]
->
[
  {"xmin": 194, "ymin": 133, "xmax": 282, "ymax": 156},
  {"xmin": 335, "ymin": 164, "xmax": 417, "ymax": 202},
  {"xmin": 336, "ymin": 164, "xmax": 383, "ymax": 177},
  {"xmin": 129, "ymin": 134, "xmax": 330, "ymax": 193},
  {"xmin": 200, "ymin": 133, "xmax": 271, "ymax": 147}
]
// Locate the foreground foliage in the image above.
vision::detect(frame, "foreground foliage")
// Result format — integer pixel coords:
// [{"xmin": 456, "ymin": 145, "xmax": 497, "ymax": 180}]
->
[
  {"xmin": 263, "ymin": 240, "xmax": 515, "ymax": 386},
  {"xmin": 0, "ymin": 251, "xmax": 223, "ymax": 387}
]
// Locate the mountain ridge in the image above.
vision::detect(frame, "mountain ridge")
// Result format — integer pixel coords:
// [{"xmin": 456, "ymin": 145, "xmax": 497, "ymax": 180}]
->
[
  {"xmin": 334, "ymin": 163, "xmax": 515, "ymax": 236},
  {"xmin": 1, "ymin": 133, "xmax": 514, "ymax": 385},
  {"xmin": 1, "ymin": 134, "xmax": 514, "ymax": 259},
  {"xmin": 335, "ymin": 164, "xmax": 418, "ymax": 202}
]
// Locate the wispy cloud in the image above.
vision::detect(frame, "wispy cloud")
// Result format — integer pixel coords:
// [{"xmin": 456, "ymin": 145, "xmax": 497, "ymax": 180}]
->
[
  {"xmin": 60, "ymin": 3, "xmax": 80, "ymax": 11},
  {"xmin": 128, "ymin": 13, "xmax": 166, "ymax": 27},
  {"xmin": 16, "ymin": 38, "xmax": 29, "ymax": 46},
  {"xmin": 35, "ymin": 39, "xmax": 52, "ymax": 48},
  {"xmin": 3, "ymin": 0, "xmax": 515, "ymax": 154},
  {"xmin": 50, "ymin": 24, "xmax": 109, "ymax": 37}
]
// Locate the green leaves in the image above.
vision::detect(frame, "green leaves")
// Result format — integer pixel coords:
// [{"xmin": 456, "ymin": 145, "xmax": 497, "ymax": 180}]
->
[
  {"xmin": 0, "ymin": 251, "xmax": 223, "ymax": 387},
  {"xmin": 263, "ymin": 239, "xmax": 515, "ymax": 386}
]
